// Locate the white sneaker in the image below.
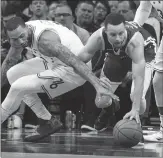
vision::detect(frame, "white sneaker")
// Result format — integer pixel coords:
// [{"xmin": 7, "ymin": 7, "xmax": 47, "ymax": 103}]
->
[
  {"xmin": 144, "ymin": 127, "xmax": 163, "ymax": 143},
  {"xmin": 7, "ymin": 115, "xmax": 22, "ymax": 129}
]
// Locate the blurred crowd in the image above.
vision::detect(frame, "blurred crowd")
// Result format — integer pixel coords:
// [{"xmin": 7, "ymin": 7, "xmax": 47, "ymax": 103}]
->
[{"xmin": 1, "ymin": 0, "xmax": 163, "ymax": 131}]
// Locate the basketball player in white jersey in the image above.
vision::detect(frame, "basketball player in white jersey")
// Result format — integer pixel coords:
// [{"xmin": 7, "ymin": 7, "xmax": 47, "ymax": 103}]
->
[
  {"xmin": 134, "ymin": 1, "xmax": 163, "ymax": 142},
  {"xmin": 1, "ymin": 17, "xmax": 118, "ymax": 142}
]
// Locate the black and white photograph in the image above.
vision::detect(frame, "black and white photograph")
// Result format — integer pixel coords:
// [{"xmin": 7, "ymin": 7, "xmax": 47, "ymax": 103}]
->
[{"xmin": 1, "ymin": 0, "xmax": 163, "ymax": 158}]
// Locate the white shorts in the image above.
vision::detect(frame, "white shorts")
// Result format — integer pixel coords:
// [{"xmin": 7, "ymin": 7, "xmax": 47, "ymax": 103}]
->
[
  {"xmin": 8, "ymin": 57, "xmax": 86, "ymax": 99},
  {"xmin": 100, "ymin": 67, "xmax": 122, "ymax": 94},
  {"xmin": 154, "ymin": 37, "xmax": 163, "ymax": 72},
  {"xmin": 38, "ymin": 65, "xmax": 86, "ymax": 99}
]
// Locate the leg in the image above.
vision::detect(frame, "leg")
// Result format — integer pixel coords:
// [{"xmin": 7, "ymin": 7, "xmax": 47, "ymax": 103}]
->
[
  {"xmin": 144, "ymin": 38, "xmax": 163, "ymax": 142},
  {"xmin": 1, "ymin": 74, "xmax": 45, "ymax": 123},
  {"xmin": 1, "ymin": 73, "xmax": 63, "ymax": 142},
  {"xmin": 94, "ymin": 69, "xmax": 121, "ymax": 131},
  {"xmin": 7, "ymin": 57, "xmax": 52, "ymax": 121}
]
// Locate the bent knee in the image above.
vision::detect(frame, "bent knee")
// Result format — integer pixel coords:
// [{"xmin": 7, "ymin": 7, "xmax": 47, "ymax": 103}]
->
[
  {"xmin": 7, "ymin": 66, "xmax": 19, "ymax": 85},
  {"xmin": 9, "ymin": 85, "xmax": 24, "ymax": 99},
  {"xmin": 10, "ymin": 79, "xmax": 27, "ymax": 96}
]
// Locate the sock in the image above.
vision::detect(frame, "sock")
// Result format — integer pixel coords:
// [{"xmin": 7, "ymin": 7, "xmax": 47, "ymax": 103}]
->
[
  {"xmin": 1, "ymin": 107, "xmax": 10, "ymax": 123},
  {"xmin": 159, "ymin": 114, "xmax": 163, "ymax": 131},
  {"xmin": 158, "ymin": 107, "xmax": 163, "ymax": 130},
  {"xmin": 23, "ymin": 94, "xmax": 52, "ymax": 120}
]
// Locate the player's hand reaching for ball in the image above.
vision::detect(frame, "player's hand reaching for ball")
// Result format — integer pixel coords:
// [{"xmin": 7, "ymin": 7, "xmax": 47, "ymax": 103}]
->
[
  {"xmin": 95, "ymin": 84, "xmax": 119, "ymax": 108},
  {"xmin": 99, "ymin": 76, "xmax": 113, "ymax": 92},
  {"xmin": 123, "ymin": 110, "xmax": 141, "ymax": 124}
]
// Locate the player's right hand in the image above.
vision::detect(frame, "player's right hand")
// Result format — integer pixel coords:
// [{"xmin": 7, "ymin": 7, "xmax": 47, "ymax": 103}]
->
[{"xmin": 123, "ymin": 110, "xmax": 141, "ymax": 124}]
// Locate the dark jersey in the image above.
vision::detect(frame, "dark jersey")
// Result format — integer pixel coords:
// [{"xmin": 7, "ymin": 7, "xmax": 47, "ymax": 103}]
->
[{"xmin": 102, "ymin": 21, "xmax": 156, "ymax": 82}]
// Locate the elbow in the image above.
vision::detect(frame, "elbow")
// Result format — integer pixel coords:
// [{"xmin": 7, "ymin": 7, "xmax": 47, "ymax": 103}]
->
[{"xmin": 78, "ymin": 53, "xmax": 91, "ymax": 63}]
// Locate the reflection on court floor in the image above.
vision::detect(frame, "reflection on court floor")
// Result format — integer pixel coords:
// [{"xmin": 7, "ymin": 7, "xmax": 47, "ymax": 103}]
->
[{"xmin": 1, "ymin": 127, "xmax": 163, "ymax": 158}]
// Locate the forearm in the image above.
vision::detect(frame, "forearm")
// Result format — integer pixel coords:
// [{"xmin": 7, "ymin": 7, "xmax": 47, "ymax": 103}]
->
[
  {"xmin": 134, "ymin": 1, "xmax": 152, "ymax": 26},
  {"xmin": 1, "ymin": 47, "xmax": 23, "ymax": 87},
  {"xmin": 69, "ymin": 55, "xmax": 101, "ymax": 90},
  {"xmin": 40, "ymin": 42, "xmax": 101, "ymax": 90},
  {"xmin": 132, "ymin": 62, "xmax": 145, "ymax": 112}
]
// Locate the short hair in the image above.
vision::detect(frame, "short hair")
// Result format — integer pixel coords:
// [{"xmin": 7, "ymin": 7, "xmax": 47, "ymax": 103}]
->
[
  {"xmin": 30, "ymin": 0, "xmax": 50, "ymax": 5},
  {"xmin": 76, "ymin": 1, "xmax": 95, "ymax": 9},
  {"xmin": 95, "ymin": 0, "xmax": 109, "ymax": 13},
  {"xmin": 118, "ymin": 0, "xmax": 137, "ymax": 11},
  {"xmin": 56, "ymin": 3, "xmax": 73, "ymax": 14},
  {"xmin": 5, "ymin": 16, "xmax": 25, "ymax": 31},
  {"xmin": 104, "ymin": 13, "xmax": 125, "ymax": 28}
]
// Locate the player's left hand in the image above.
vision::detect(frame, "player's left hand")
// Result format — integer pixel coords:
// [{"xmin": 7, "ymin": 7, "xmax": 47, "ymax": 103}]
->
[
  {"xmin": 96, "ymin": 85, "xmax": 119, "ymax": 102},
  {"xmin": 123, "ymin": 110, "xmax": 141, "ymax": 124},
  {"xmin": 100, "ymin": 76, "xmax": 113, "ymax": 92}
]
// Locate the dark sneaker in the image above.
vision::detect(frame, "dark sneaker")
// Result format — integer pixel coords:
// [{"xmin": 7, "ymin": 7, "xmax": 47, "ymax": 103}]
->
[
  {"xmin": 81, "ymin": 115, "xmax": 97, "ymax": 131},
  {"xmin": 81, "ymin": 112, "xmax": 98, "ymax": 131},
  {"xmin": 94, "ymin": 100, "xmax": 120, "ymax": 131},
  {"xmin": 24, "ymin": 116, "xmax": 63, "ymax": 142}
]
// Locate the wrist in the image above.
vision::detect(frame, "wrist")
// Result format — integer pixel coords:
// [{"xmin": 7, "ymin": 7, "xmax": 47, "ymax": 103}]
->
[{"xmin": 131, "ymin": 106, "xmax": 140, "ymax": 112}]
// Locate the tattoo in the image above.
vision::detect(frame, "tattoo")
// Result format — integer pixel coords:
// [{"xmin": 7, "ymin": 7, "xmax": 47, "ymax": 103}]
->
[
  {"xmin": 39, "ymin": 41, "xmax": 100, "ymax": 89},
  {"xmin": 1, "ymin": 48, "xmax": 22, "ymax": 87}
]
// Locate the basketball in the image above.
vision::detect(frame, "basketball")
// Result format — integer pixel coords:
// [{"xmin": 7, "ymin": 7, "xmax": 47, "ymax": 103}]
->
[{"xmin": 113, "ymin": 119, "xmax": 143, "ymax": 148}]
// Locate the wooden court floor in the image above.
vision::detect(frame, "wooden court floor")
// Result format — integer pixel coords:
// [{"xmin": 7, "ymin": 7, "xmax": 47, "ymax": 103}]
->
[{"xmin": 1, "ymin": 126, "xmax": 163, "ymax": 158}]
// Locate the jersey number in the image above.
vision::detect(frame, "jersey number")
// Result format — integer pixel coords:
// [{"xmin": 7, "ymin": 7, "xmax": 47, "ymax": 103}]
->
[{"xmin": 50, "ymin": 78, "xmax": 64, "ymax": 89}]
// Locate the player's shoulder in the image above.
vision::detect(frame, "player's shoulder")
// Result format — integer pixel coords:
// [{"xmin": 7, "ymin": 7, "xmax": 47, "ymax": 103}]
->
[
  {"xmin": 25, "ymin": 20, "xmax": 39, "ymax": 25},
  {"xmin": 129, "ymin": 31, "xmax": 144, "ymax": 46},
  {"xmin": 125, "ymin": 21, "xmax": 141, "ymax": 29},
  {"xmin": 91, "ymin": 27, "xmax": 105, "ymax": 44},
  {"xmin": 73, "ymin": 24, "xmax": 89, "ymax": 35}
]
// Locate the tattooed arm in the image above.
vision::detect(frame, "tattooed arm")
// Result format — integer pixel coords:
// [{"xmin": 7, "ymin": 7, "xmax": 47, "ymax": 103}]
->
[
  {"xmin": 1, "ymin": 47, "xmax": 23, "ymax": 87},
  {"xmin": 38, "ymin": 30, "xmax": 118, "ymax": 100}
]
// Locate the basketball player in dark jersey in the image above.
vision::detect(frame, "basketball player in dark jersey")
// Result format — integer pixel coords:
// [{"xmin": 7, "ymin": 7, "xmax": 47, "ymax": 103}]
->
[{"xmin": 78, "ymin": 13, "xmax": 156, "ymax": 124}]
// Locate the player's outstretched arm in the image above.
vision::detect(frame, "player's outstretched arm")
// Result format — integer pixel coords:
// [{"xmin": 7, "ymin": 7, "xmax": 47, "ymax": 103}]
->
[
  {"xmin": 124, "ymin": 32, "xmax": 145, "ymax": 123},
  {"xmin": 38, "ymin": 30, "xmax": 118, "ymax": 100},
  {"xmin": 77, "ymin": 29, "xmax": 102, "ymax": 63},
  {"xmin": 1, "ymin": 46, "xmax": 23, "ymax": 88},
  {"xmin": 134, "ymin": 1, "xmax": 152, "ymax": 26}
]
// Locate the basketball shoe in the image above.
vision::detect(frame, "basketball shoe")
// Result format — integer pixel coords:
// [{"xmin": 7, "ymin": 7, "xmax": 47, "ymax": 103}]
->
[
  {"xmin": 94, "ymin": 99, "xmax": 120, "ymax": 131},
  {"xmin": 24, "ymin": 116, "xmax": 63, "ymax": 142},
  {"xmin": 144, "ymin": 125, "xmax": 163, "ymax": 142}
]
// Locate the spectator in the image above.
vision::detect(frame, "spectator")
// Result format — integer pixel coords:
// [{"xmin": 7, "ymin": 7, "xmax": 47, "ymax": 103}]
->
[
  {"xmin": 93, "ymin": 0, "xmax": 109, "ymax": 29},
  {"xmin": 75, "ymin": 1, "xmax": 95, "ymax": 34},
  {"xmin": 54, "ymin": 3, "xmax": 90, "ymax": 45},
  {"xmin": 48, "ymin": 1, "xmax": 58, "ymax": 21},
  {"xmin": 29, "ymin": 0, "xmax": 50, "ymax": 21},
  {"xmin": 108, "ymin": 1, "xmax": 119, "ymax": 13}
]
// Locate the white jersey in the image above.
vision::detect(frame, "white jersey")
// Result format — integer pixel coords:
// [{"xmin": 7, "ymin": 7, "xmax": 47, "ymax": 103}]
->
[
  {"xmin": 25, "ymin": 20, "xmax": 84, "ymax": 67},
  {"xmin": 150, "ymin": 1, "xmax": 163, "ymax": 20}
]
